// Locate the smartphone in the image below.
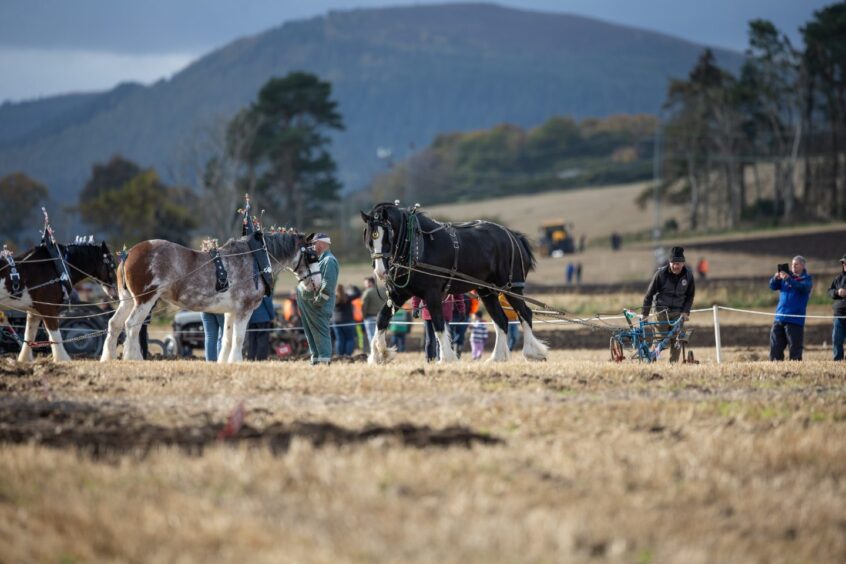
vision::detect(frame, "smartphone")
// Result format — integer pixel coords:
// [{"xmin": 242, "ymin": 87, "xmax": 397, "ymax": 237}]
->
[{"xmin": 777, "ymin": 263, "xmax": 790, "ymax": 273}]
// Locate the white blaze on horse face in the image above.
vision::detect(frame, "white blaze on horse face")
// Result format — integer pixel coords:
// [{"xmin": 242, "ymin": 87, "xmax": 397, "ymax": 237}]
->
[
  {"xmin": 305, "ymin": 260, "xmax": 321, "ymax": 292},
  {"xmin": 373, "ymin": 226, "xmax": 387, "ymax": 280}
]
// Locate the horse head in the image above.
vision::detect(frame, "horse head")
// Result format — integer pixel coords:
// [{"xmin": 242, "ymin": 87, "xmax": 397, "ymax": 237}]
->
[
  {"xmin": 66, "ymin": 238, "xmax": 119, "ymax": 299},
  {"xmin": 265, "ymin": 231, "xmax": 322, "ymax": 293},
  {"xmin": 361, "ymin": 202, "xmax": 406, "ymax": 281}
]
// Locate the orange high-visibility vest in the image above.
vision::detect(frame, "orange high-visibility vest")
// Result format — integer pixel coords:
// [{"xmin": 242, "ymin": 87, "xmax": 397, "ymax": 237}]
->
[{"xmin": 352, "ymin": 297, "xmax": 364, "ymax": 322}]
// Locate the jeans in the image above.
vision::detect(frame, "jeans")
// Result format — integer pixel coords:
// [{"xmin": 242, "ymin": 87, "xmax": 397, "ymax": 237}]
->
[
  {"xmin": 391, "ymin": 333, "xmax": 407, "ymax": 352},
  {"xmin": 246, "ymin": 321, "xmax": 272, "ymax": 361},
  {"xmin": 507, "ymin": 322, "xmax": 520, "ymax": 351},
  {"xmin": 364, "ymin": 316, "xmax": 378, "ymax": 346},
  {"xmin": 333, "ymin": 324, "xmax": 357, "ymax": 356},
  {"xmin": 833, "ymin": 317, "xmax": 846, "ymax": 360},
  {"xmin": 201, "ymin": 312, "xmax": 224, "ymax": 362},
  {"xmin": 770, "ymin": 321, "xmax": 804, "ymax": 361}
]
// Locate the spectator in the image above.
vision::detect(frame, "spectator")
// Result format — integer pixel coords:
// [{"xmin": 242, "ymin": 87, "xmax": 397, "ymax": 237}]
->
[
  {"xmin": 411, "ymin": 294, "xmax": 460, "ymax": 362},
  {"xmin": 470, "ymin": 311, "xmax": 489, "ymax": 360},
  {"xmin": 642, "ymin": 246, "xmax": 695, "ymax": 363},
  {"xmin": 201, "ymin": 312, "xmax": 224, "ymax": 362},
  {"xmin": 611, "ymin": 232, "xmax": 622, "ymax": 251},
  {"xmin": 498, "ymin": 293, "xmax": 521, "ymax": 351},
  {"xmin": 388, "ymin": 307, "xmax": 412, "ymax": 352},
  {"xmin": 450, "ymin": 293, "xmax": 471, "ymax": 358},
  {"xmin": 578, "ymin": 234, "xmax": 587, "ymax": 253},
  {"xmin": 332, "ymin": 284, "xmax": 357, "ymax": 357},
  {"xmin": 361, "ymin": 277, "xmax": 386, "ymax": 348},
  {"xmin": 828, "ymin": 254, "xmax": 846, "ymax": 361},
  {"xmin": 246, "ymin": 295, "xmax": 275, "ymax": 361},
  {"xmin": 566, "ymin": 262, "xmax": 575, "ymax": 285},
  {"xmin": 296, "ymin": 233, "xmax": 339, "ymax": 365},
  {"xmin": 769, "ymin": 255, "xmax": 813, "ymax": 361},
  {"xmin": 696, "ymin": 257, "xmax": 709, "ymax": 280},
  {"xmin": 575, "ymin": 262, "xmax": 583, "ymax": 285}
]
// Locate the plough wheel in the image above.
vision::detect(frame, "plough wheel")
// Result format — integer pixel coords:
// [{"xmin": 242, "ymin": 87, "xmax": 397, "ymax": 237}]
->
[{"xmin": 610, "ymin": 337, "xmax": 625, "ymax": 363}]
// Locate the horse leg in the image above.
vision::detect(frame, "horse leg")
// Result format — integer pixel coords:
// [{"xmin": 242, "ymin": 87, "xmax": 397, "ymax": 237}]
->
[
  {"xmin": 42, "ymin": 316, "xmax": 71, "ymax": 362},
  {"xmin": 368, "ymin": 297, "xmax": 406, "ymax": 364},
  {"xmin": 479, "ymin": 292, "xmax": 510, "ymax": 362},
  {"xmin": 17, "ymin": 312, "xmax": 41, "ymax": 363},
  {"xmin": 227, "ymin": 312, "xmax": 250, "ymax": 363},
  {"xmin": 101, "ymin": 296, "xmax": 132, "ymax": 361},
  {"xmin": 218, "ymin": 313, "xmax": 233, "ymax": 364},
  {"xmin": 505, "ymin": 289, "xmax": 548, "ymax": 361},
  {"xmin": 426, "ymin": 293, "xmax": 457, "ymax": 364},
  {"xmin": 123, "ymin": 298, "xmax": 157, "ymax": 360}
]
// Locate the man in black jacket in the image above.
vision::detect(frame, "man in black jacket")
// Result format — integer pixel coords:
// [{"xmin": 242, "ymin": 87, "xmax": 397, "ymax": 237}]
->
[
  {"xmin": 828, "ymin": 254, "xmax": 846, "ymax": 360},
  {"xmin": 642, "ymin": 246, "xmax": 696, "ymax": 362}
]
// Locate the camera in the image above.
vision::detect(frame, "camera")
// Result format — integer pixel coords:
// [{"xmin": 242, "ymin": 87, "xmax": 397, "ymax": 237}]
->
[{"xmin": 777, "ymin": 263, "xmax": 790, "ymax": 273}]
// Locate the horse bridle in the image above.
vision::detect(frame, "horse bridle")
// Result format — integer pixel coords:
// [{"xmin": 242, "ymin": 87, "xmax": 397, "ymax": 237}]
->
[{"xmin": 292, "ymin": 244, "xmax": 321, "ymax": 283}]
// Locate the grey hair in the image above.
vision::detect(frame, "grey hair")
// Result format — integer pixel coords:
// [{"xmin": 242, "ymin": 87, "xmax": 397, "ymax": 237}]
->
[{"xmin": 792, "ymin": 255, "xmax": 806, "ymax": 265}]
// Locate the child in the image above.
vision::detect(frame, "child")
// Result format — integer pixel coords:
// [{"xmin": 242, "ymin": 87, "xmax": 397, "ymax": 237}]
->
[{"xmin": 470, "ymin": 311, "xmax": 489, "ymax": 360}]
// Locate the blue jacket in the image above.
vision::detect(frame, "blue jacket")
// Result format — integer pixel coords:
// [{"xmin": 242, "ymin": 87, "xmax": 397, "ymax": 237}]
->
[
  {"xmin": 250, "ymin": 296, "xmax": 276, "ymax": 324},
  {"xmin": 769, "ymin": 272, "xmax": 813, "ymax": 326}
]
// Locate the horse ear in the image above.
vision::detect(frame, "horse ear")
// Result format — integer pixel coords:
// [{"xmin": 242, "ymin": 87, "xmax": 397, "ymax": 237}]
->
[
  {"xmin": 305, "ymin": 232, "xmax": 316, "ymax": 243},
  {"xmin": 360, "ymin": 211, "xmax": 371, "ymax": 224}
]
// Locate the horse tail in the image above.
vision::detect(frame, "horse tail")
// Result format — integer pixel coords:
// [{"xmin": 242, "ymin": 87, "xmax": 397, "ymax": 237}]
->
[{"xmin": 514, "ymin": 230, "xmax": 536, "ymax": 275}]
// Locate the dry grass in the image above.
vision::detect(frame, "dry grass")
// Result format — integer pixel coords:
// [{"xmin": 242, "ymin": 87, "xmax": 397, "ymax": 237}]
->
[{"xmin": 1, "ymin": 354, "xmax": 845, "ymax": 563}]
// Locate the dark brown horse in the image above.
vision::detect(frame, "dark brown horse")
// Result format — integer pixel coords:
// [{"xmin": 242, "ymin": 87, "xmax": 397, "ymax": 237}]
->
[
  {"xmin": 1, "ymin": 240, "xmax": 117, "ymax": 362},
  {"xmin": 100, "ymin": 231, "xmax": 320, "ymax": 363}
]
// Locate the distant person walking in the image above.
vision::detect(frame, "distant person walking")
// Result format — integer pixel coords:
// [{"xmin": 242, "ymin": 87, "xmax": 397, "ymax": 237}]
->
[
  {"xmin": 470, "ymin": 311, "xmax": 489, "ymax": 360},
  {"xmin": 566, "ymin": 262, "xmax": 575, "ymax": 285},
  {"xmin": 828, "ymin": 254, "xmax": 846, "ymax": 361},
  {"xmin": 575, "ymin": 262, "xmax": 583, "ymax": 285},
  {"xmin": 769, "ymin": 256, "xmax": 813, "ymax": 361},
  {"xmin": 696, "ymin": 257, "xmax": 709, "ymax": 280}
]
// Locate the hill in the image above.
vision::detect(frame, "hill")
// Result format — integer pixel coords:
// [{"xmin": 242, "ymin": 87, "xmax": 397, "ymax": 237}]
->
[{"xmin": 0, "ymin": 3, "xmax": 743, "ymax": 209}]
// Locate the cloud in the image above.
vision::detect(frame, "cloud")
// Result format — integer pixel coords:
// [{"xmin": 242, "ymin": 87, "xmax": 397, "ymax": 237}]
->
[{"xmin": 0, "ymin": 48, "xmax": 196, "ymax": 103}]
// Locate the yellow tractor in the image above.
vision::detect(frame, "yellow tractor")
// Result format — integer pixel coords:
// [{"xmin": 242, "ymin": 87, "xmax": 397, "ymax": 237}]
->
[{"xmin": 538, "ymin": 220, "xmax": 575, "ymax": 256}]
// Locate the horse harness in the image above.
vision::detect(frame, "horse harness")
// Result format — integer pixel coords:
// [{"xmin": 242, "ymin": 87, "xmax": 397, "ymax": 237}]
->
[
  {"xmin": 0, "ymin": 248, "xmax": 23, "ymax": 299},
  {"xmin": 209, "ymin": 247, "xmax": 229, "ymax": 293},
  {"xmin": 369, "ymin": 206, "xmax": 525, "ymax": 299}
]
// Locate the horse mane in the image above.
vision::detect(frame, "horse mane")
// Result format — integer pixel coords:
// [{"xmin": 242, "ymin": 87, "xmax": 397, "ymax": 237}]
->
[{"xmin": 262, "ymin": 232, "xmax": 301, "ymax": 261}]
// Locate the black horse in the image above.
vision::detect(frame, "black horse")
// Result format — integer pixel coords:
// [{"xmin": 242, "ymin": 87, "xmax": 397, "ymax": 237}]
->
[{"xmin": 360, "ymin": 202, "xmax": 548, "ymax": 363}]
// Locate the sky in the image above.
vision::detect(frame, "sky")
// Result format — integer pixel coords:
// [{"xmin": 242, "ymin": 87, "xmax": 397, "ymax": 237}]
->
[{"xmin": 0, "ymin": 0, "xmax": 832, "ymax": 104}]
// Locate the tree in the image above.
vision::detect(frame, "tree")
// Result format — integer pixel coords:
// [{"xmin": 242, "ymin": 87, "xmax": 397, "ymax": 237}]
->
[
  {"xmin": 0, "ymin": 172, "xmax": 49, "ymax": 249},
  {"xmin": 802, "ymin": 3, "xmax": 846, "ymax": 219},
  {"xmin": 79, "ymin": 155, "xmax": 141, "ymax": 228},
  {"xmin": 227, "ymin": 72, "xmax": 345, "ymax": 229},
  {"xmin": 80, "ymin": 159, "xmax": 197, "ymax": 246}
]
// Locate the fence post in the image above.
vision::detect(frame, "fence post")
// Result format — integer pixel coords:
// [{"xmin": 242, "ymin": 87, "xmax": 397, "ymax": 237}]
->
[{"xmin": 713, "ymin": 304, "xmax": 722, "ymax": 364}]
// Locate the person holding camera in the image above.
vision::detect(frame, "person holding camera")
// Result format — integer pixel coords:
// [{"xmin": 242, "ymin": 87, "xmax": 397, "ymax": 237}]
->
[
  {"xmin": 827, "ymin": 254, "xmax": 846, "ymax": 360},
  {"xmin": 641, "ymin": 246, "xmax": 695, "ymax": 363},
  {"xmin": 769, "ymin": 256, "xmax": 813, "ymax": 361}
]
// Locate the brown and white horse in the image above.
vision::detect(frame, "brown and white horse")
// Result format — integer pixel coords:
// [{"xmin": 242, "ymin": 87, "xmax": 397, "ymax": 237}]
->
[
  {"xmin": 100, "ymin": 231, "xmax": 320, "ymax": 363},
  {"xmin": 1, "ymin": 239, "xmax": 118, "ymax": 362}
]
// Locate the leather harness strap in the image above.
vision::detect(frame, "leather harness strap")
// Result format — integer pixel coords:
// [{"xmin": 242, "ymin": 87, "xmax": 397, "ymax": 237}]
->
[{"xmin": 209, "ymin": 248, "xmax": 229, "ymax": 293}]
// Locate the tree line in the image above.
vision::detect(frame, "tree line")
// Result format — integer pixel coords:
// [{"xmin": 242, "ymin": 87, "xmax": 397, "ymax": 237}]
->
[
  {"xmin": 0, "ymin": 72, "xmax": 344, "ymax": 251},
  {"xmin": 653, "ymin": 3, "xmax": 845, "ymax": 230},
  {"xmin": 370, "ymin": 114, "xmax": 658, "ymax": 205}
]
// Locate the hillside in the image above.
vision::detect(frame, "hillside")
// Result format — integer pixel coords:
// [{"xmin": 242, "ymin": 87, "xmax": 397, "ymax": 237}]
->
[{"xmin": 0, "ymin": 3, "xmax": 743, "ymax": 208}]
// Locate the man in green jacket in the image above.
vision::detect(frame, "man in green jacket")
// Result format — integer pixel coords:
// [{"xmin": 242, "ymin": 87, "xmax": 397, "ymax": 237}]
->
[{"xmin": 296, "ymin": 233, "xmax": 339, "ymax": 365}]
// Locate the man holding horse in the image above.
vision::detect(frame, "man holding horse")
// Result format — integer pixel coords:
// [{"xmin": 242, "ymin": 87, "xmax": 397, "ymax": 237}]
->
[{"xmin": 297, "ymin": 233, "xmax": 339, "ymax": 365}]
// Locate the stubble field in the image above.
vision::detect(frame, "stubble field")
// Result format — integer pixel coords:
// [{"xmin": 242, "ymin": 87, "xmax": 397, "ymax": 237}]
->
[{"xmin": 1, "ymin": 352, "xmax": 845, "ymax": 563}]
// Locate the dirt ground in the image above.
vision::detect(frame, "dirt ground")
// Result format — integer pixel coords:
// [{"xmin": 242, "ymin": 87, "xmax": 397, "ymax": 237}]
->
[{"xmin": 1, "ymin": 353, "xmax": 845, "ymax": 563}]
